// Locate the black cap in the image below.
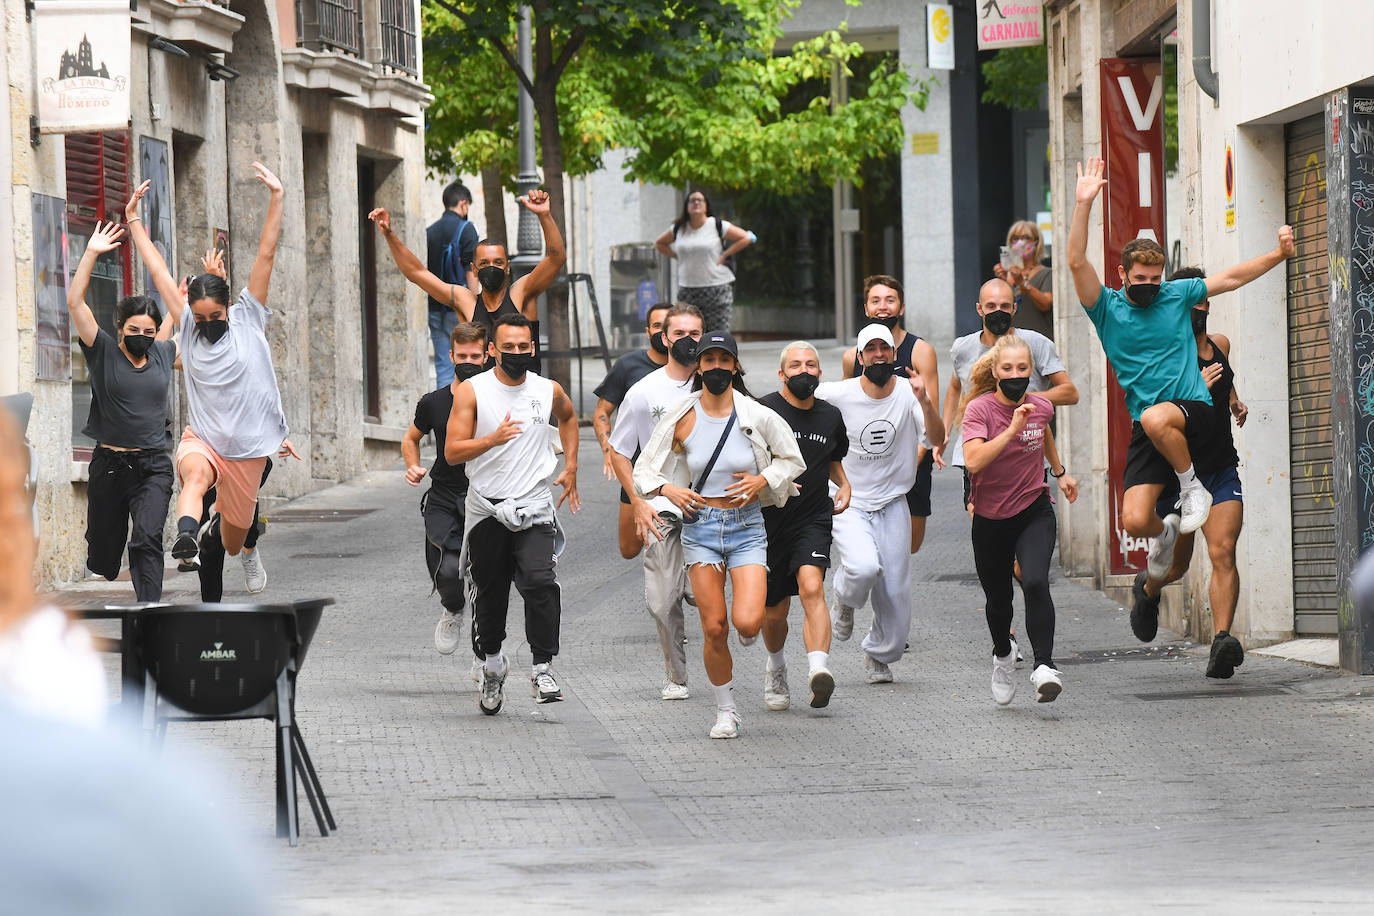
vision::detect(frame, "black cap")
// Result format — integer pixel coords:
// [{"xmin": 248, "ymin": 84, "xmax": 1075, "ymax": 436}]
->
[{"xmin": 696, "ymin": 330, "xmax": 738, "ymax": 358}]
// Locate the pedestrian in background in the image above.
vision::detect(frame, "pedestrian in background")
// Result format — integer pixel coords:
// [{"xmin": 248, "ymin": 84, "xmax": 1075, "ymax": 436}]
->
[
  {"xmin": 425, "ymin": 181, "xmax": 480, "ymax": 387},
  {"xmin": 994, "ymin": 220, "xmax": 1055, "ymax": 340},
  {"xmin": 655, "ymin": 190, "xmax": 753, "ymax": 332}
]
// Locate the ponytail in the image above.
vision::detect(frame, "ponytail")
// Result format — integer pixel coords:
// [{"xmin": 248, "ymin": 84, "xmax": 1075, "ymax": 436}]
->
[{"xmin": 957, "ymin": 333, "xmax": 1032, "ymax": 426}]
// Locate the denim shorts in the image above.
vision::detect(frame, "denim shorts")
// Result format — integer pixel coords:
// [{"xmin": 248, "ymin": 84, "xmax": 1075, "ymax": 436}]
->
[{"xmin": 681, "ymin": 503, "xmax": 769, "ymax": 570}]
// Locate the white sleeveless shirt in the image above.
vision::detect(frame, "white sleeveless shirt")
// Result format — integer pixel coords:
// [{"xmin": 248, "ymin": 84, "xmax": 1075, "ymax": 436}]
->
[{"xmin": 466, "ymin": 370, "xmax": 558, "ymax": 499}]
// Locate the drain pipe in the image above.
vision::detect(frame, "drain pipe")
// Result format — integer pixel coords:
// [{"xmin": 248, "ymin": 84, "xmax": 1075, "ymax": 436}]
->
[{"xmin": 1193, "ymin": 0, "xmax": 1219, "ymax": 105}]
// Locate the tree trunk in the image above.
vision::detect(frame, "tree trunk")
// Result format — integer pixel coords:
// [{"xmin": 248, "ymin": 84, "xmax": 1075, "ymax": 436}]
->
[{"xmin": 479, "ymin": 162, "xmax": 507, "ymax": 249}]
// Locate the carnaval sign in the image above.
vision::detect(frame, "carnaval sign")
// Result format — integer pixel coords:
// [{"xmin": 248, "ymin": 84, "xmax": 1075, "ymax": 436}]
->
[
  {"xmin": 976, "ymin": 0, "xmax": 1044, "ymax": 51},
  {"xmin": 35, "ymin": 0, "xmax": 130, "ymax": 134}
]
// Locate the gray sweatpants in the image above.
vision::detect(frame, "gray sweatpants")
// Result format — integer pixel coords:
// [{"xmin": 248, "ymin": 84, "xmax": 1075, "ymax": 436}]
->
[
  {"xmin": 832, "ymin": 497, "xmax": 912, "ymax": 665},
  {"xmin": 643, "ymin": 527, "xmax": 689, "ymax": 685}
]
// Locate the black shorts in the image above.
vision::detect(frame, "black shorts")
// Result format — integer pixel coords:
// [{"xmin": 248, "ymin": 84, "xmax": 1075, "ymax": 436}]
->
[
  {"xmin": 905, "ymin": 448, "xmax": 935, "ymax": 517},
  {"xmin": 764, "ymin": 512, "xmax": 833, "ymax": 608},
  {"xmin": 1122, "ymin": 399, "xmax": 1216, "ymax": 491}
]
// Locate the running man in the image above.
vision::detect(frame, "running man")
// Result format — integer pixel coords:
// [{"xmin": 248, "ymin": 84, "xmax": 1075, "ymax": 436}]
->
[
  {"xmin": 595, "ymin": 301, "xmax": 673, "ymax": 560},
  {"xmin": 758, "ymin": 342, "xmax": 851, "ymax": 710},
  {"xmin": 1067, "ymin": 158, "xmax": 1293, "ymax": 544},
  {"xmin": 1130, "ymin": 268, "xmax": 1249, "ymax": 679},
  {"xmin": 607, "ymin": 305, "xmax": 705, "ymax": 700},
  {"xmin": 402, "ymin": 322, "xmax": 487, "ymax": 681},
  {"xmin": 818, "ymin": 324, "xmax": 932, "ymax": 684},
  {"xmin": 446, "ymin": 314, "xmax": 580, "ymax": 716},
  {"xmin": 368, "ymin": 190, "xmax": 564, "ymax": 372}
]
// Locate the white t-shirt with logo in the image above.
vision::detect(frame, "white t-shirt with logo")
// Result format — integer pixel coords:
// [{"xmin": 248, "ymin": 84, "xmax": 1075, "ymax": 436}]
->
[
  {"xmin": 815, "ymin": 377, "xmax": 926, "ymax": 512},
  {"xmin": 608, "ymin": 366, "xmax": 696, "ymax": 459},
  {"xmin": 671, "ymin": 218, "xmax": 736, "ymax": 288},
  {"xmin": 466, "ymin": 370, "xmax": 557, "ymax": 499}
]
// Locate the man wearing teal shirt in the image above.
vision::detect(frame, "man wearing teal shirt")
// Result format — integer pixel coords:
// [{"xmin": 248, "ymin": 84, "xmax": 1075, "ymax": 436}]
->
[{"xmin": 1066, "ymin": 158, "xmax": 1294, "ymax": 626}]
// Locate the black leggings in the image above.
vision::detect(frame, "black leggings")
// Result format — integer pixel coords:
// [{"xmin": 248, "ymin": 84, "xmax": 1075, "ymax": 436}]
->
[
  {"xmin": 86, "ymin": 448, "xmax": 174, "ymax": 602},
  {"xmin": 971, "ymin": 492, "xmax": 1057, "ymax": 669}
]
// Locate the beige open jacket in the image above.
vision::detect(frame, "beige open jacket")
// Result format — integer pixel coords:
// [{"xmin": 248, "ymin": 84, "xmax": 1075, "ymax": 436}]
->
[{"xmin": 632, "ymin": 391, "xmax": 805, "ymax": 507}]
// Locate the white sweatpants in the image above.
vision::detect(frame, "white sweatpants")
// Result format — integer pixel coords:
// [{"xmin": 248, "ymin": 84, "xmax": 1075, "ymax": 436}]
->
[{"xmin": 831, "ymin": 497, "xmax": 912, "ymax": 665}]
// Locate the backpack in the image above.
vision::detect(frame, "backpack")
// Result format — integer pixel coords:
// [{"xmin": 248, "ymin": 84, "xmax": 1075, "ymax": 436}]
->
[{"xmin": 438, "ymin": 217, "xmax": 472, "ymax": 287}]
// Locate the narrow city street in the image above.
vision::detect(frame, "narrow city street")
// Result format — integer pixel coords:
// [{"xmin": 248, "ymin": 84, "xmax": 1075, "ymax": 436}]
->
[{"xmin": 80, "ymin": 430, "xmax": 1374, "ymax": 913}]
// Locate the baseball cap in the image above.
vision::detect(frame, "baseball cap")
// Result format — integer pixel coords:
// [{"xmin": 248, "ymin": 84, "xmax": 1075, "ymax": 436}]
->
[
  {"xmin": 696, "ymin": 330, "xmax": 739, "ymax": 358},
  {"xmin": 856, "ymin": 323, "xmax": 895, "ymax": 352}
]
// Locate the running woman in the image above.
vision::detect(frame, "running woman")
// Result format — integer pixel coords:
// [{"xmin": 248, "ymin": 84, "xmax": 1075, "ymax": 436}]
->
[
  {"xmin": 817, "ymin": 324, "xmax": 931, "ymax": 684},
  {"xmin": 961, "ymin": 334, "xmax": 1079, "ymax": 704},
  {"xmin": 607, "ymin": 305, "xmax": 705, "ymax": 700},
  {"xmin": 594, "ymin": 301, "xmax": 673, "ymax": 560},
  {"xmin": 1067, "ymin": 157, "xmax": 1292, "ymax": 540},
  {"xmin": 1130, "ymin": 268, "xmax": 1249, "ymax": 679},
  {"xmin": 66, "ymin": 222, "xmax": 176, "ymax": 602},
  {"xmin": 840, "ymin": 276, "xmax": 944, "ymax": 554},
  {"xmin": 634, "ymin": 331, "xmax": 804, "ymax": 739},
  {"xmin": 125, "ymin": 164, "xmax": 298, "ymax": 571},
  {"xmin": 758, "ymin": 342, "xmax": 851, "ymax": 710},
  {"xmin": 368, "ymin": 191, "xmax": 564, "ymax": 373},
  {"xmin": 446, "ymin": 314, "xmax": 580, "ymax": 716},
  {"xmin": 403, "ymin": 322, "xmax": 487, "ymax": 681}
]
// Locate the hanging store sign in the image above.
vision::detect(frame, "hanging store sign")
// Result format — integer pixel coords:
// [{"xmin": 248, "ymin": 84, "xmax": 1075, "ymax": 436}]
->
[
  {"xmin": 976, "ymin": 1, "xmax": 1045, "ymax": 50},
  {"xmin": 927, "ymin": 4, "xmax": 955, "ymax": 70},
  {"xmin": 34, "ymin": 0, "xmax": 130, "ymax": 134}
]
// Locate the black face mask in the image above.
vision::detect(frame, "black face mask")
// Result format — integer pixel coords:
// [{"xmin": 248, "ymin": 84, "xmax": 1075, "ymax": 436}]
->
[
  {"xmin": 499, "ymin": 351, "xmax": 536, "ymax": 380},
  {"xmin": 454, "ymin": 362, "xmax": 485, "ymax": 382},
  {"xmin": 670, "ymin": 335, "xmax": 699, "ymax": 366},
  {"xmin": 1126, "ymin": 282, "xmax": 1161, "ymax": 307},
  {"xmin": 123, "ymin": 333, "xmax": 155, "ymax": 357},
  {"xmin": 649, "ymin": 330, "xmax": 669, "ymax": 356},
  {"xmin": 477, "ymin": 265, "xmax": 509, "ymax": 293},
  {"xmin": 998, "ymin": 377, "xmax": 1031, "ymax": 402},
  {"xmin": 863, "ymin": 362, "xmax": 896, "ymax": 386},
  {"xmin": 700, "ymin": 368, "xmax": 734, "ymax": 396},
  {"xmin": 1190, "ymin": 308, "xmax": 1209, "ymax": 336},
  {"xmin": 198, "ymin": 319, "xmax": 229, "ymax": 344},
  {"xmin": 785, "ymin": 372, "xmax": 819, "ymax": 399},
  {"xmin": 983, "ymin": 310, "xmax": 1014, "ymax": 337},
  {"xmin": 872, "ymin": 314, "xmax": 901, "ymax": 331}
]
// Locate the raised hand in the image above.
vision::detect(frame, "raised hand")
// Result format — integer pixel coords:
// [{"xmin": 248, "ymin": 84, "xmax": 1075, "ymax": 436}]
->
[
  {"xmin": 1076, "ymin": 158, "xmax": 1108, "ymax": 203},
  {"xmin": 908, "ymin": 372, "xmax": 928, "ymax": 403},
  {"xmin": 1278, "ymin": 224, "xmax": 1296, "ymax": 258},
  {"xmin": 367, "ymin": 207, "xmax": 392, "ymax": 234},
  {"xmin": 87, "ymin": 220, "xmax": 125, "ymax": 255},
  {"xmin": 487, "ymin": 411, "xmax": 523, "ymax": 447},
  {"xmin": 1008, "ymin": 402, "xmax": 1036, "ymax": 435},
  {"xmin": 126, "ymin": 179, "xmax": 151, "ymax": 222},
  {"xmin": 201, "ymin": 247, "xmax": 227, "ymax": 279},
  {"xmin": 517, "ymin": 188, "xmax": 550, "ymax": 215},
  {"xmin": 252, "ymin": 161, "xmax": 283, "ymax": 195}
]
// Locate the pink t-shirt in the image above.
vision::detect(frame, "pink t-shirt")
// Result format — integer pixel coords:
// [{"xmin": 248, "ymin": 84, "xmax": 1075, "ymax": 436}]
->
[{"xmin": 963, "ymin": 393, "xmax": 1054, "ymax": 519}]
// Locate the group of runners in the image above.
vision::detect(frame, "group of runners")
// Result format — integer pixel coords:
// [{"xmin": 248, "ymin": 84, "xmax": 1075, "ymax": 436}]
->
[{"xmin": 76, "ymin": 159, "xmax": 1294, "ymax": 739}]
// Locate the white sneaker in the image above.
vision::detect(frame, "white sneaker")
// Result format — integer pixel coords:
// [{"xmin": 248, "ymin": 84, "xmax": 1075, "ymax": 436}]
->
[
  {"xmin": 864, "ymin": 654, "xmax": 893, "ymax": 684},
  {"xmin": 661, "ymin": 682, "xmax": 690, "ymax": 701},
  {"xmin": 808, "ymin": 667, "xmax": 835, "ymax": 708},
  {"xmin": 709, "ymin": 707, "xmax": 741, "ymax": 739},
  {"xmin": 470, "ymin": 656, "xmax": 484, "ymax": 686},
  {"xmin": 831, "ymin": 602, "xmax": 855, "ymax": 641},
  {"xmin": 1178, "ymin": 484, "xmax": 1212, "ymax": 534},
  {"xmin": 240, "ymin": 547, "xmax": 267, "ymax": 593},
  {"xmin": 434, "ymin": 608, "xmax": 462, "ymax": 655},
  {"xmin": 1146, "ymin": 513, "xmax": 1181, "ymax": 582},
  {"xmin": 764, "ymin": 664, "xmax": 790, "ymax": 710},
  {"xmin": 531, "ymin": 663, "xmax": 564, "ymax": 704},
  {"xmin": 991, "ymin": 648, "xmax": 1017, "ymax": 706},
  {"xmin": 479, "ymin": 656, "xmax": 507, "ymax": 715},
  {"xmin": 1031, "ymin": 665, "xmax": 1063, "ymax": 703}
]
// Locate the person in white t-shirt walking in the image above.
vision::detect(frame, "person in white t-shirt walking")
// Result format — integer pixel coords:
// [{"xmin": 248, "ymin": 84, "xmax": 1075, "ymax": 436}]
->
[
  {"xmin": 654, "ymin": 190, "xmax": 753, "ymax": 331},
  {"xmin": 816, "ymin": 324, "xmax": 937, "ymax": 684},
  {"xmin": 607, "ymin": 305, "xmax": 705, "ymax": 700}
]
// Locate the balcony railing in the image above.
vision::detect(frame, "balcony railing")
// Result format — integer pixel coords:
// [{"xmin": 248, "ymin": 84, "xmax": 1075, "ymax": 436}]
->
[
  {"xmin": 378, "ymin": 0, "xmax": 418, "ymax": 76},
  {"xmin": 298, "ymin": 0, "xmax": 364, "ymax": 58}
]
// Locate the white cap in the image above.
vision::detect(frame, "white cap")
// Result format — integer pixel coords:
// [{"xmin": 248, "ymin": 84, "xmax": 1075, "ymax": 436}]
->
[{"xmin": 856, "ymin": 323, "xmax": 895, "ymax": 352}]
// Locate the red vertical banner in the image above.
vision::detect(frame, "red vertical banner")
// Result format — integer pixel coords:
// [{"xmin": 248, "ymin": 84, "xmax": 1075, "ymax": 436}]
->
[{"xmin": 1100, "ymin": 58, "xmax": 1165, "ymax": 575}]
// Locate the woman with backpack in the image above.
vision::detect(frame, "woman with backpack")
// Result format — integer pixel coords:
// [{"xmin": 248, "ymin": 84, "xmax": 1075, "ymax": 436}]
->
[{"xmin": 655, "ymin": 190, "xmax": 754, "ymax": 332}]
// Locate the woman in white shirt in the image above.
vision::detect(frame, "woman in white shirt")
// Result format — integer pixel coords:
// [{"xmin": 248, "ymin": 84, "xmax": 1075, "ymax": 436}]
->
[{"xmin": 655, "ymin": 190, "xmax": 754, "ymax": 332}]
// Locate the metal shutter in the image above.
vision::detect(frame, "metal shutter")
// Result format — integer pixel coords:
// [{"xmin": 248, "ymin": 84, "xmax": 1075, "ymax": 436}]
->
[{"xmin": 1285, "ymin": 114, "xmax": 1337, "ymax": 634}]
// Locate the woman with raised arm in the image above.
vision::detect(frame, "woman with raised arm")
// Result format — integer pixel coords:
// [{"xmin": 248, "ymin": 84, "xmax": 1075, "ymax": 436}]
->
[
  {"xmin": 125, "ymin": 163, "xmax": 298, "ymax": 574},
  {"xmin": 66, "ymin": 222, "xmax": 177, "ymax": 602}
]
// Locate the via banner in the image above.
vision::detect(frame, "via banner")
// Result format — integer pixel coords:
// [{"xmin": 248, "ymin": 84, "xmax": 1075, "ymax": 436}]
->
[
  {"xmin": 35, "ymin": 0, "xmax": 130, "ymax": 134},
  {"xmin": 976, "ymin": 1, "xmax": 1044, "ymax": 51}
]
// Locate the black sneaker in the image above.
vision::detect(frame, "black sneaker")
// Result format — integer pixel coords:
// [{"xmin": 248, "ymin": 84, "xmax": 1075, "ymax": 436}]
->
[
  {"xmin": 1130, "ymin": 571, "xmax": 1160, "ymax": 642},
  {"xmin": 172, "ymin": 531, "xmax": 200, "ymax": 571},
  {"xmin": 1206, "ymin": 631, "xmax": 1245, "ymax": 679}
]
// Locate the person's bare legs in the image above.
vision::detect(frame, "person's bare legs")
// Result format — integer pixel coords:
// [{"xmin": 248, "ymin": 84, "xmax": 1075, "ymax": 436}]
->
[
  {"xmin": 1139, "ymin": 402, "xmax": 1193, "ymax": 473},
  {"xmin": 617, "ymin": 502, "xmax": 642, "ymax": 560},
  {"xmin": 1121, "ymin": 483, "xmax": 1168, "ymax": 538},
  {"xmin": 691, "ymin": 564, "xmax": 732, "ymax": 686},
  {"xmin": 1201, "ymin": 500, "xmax": 1243, "ymax": 633},
  {"xmin": 1145, "ymin": 531, "xmax": 1195, "ymax": 597},
  {"xmin": 762, "ymin": 599, "xmax": 789, "ymax": 654},
  {"xmin": 729, "ymin": 565, "xmax": 768, "ymax": 641},
  {"xmin": 220, "ymin": 520, "xmax": 250, "ymax": 556},
  {"xmin": 910, "ymin": 516, "xmax": 926, "ymax": 554},
  {"xmin": 176, "ymin": 454, "xmax": 215, "ymax": 521}
]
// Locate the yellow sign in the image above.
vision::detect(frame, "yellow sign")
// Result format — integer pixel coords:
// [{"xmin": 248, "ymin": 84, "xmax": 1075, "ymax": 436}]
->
[
  {"xmin": 930, "ymin": 7, "xmax": 951, "ymax": 43},
  {"xmin": 1224, "ymin": 139, "xmax": 1236, "ymax": 231},
  {"xmin": 927, "ymin": 4, "xmax": 955, "ymax": 70},
  {"xmin": 912, "ymin": 133, "xmax": 940, "ymax": 155}
]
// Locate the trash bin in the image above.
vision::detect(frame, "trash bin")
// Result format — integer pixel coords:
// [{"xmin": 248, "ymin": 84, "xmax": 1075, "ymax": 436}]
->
[{"xmin": 609, "ymin": 243, "xmax": 669, "ymax": 351}]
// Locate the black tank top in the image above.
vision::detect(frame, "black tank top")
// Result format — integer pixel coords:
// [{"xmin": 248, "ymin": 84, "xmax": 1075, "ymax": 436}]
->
[
  {"xmin": 1196, "ymin": 337, "xmax": 1238, "ymax": 472},
  {"xmin": 473, "ymin": 289, "xmax": 541, "ymax": 374},
  {"xmin": 852, "ymin": 331, "xmax": 920, "ymax": 378}
]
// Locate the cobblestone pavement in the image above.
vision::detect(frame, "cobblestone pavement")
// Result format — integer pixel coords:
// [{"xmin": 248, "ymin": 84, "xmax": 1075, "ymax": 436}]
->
[{"xmin": 79, "ymin": 422, "xmax": 1374, "ymax": 914}]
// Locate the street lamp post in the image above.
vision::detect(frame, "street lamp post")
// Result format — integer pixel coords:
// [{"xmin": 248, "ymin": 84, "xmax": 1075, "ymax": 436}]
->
[{"xmin": 512, "ymin": 5, "xmax": 540, "ymax": 280}]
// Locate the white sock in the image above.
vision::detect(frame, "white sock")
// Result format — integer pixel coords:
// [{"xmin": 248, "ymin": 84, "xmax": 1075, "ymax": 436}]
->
[
  {"xmin": 808, "ymin": 651, "xmax": 829, "ymax": 674},
  {"xmin": 711, "ymin": 680, "xmax": 735, "ymax": 710},
  {"xmin": 1177, "ymin": 464, "xmax": 1199, "ymax": 489},
  {"xmin": 767, "ymin": 649, "xmax": 786, "ymax": 670},
  {"xmin": 484, "ymin": 654, "xmax": 506, "ymax": 675}
]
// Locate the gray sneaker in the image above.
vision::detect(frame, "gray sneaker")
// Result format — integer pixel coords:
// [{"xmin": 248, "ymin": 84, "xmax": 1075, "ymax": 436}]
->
[
  {"xmin": 434, "ymin": 608, "xmax": 462, "ymax": 655},
  {"xmin": 764, "ymin": 664, "xmax": 790, "ymax": 710},
  {"xmin": 479, "ymin": 657, "xmax": 507, "ymax": 715},
  {"xmin": 831, "ymin": 602, "xmax": 855, "ymax": 641},
  {"xmin": 469, "ymin": 656, "xmax": 484, "ymax": 687},
  {"xmin": 531, "ymin": 663, "xmax": 564, "ymax": 703},
  {"xmin": 240, "ymin": 547, "xmax": 267, "ymax": 594},
  {"xmin": 864, "ymin": 654, "xmax": 893, "ymax": 684}
]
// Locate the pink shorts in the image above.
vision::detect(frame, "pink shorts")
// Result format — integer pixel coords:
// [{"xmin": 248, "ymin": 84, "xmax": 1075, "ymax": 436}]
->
[{"xmin": 174, "ymin": 427, "xmax": 268, "ymax": 531}]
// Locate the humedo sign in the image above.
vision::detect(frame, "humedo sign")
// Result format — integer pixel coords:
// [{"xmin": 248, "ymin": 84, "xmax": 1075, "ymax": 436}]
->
[
  {"xmin": 976, "ymin": 1, "xmax": 1044, "ymax": 50},
  {"xmin": 1100, "ymin": 58, "xmax": 1165, "ymax": 576},
  {"xmin": 34, "ymin": 0, "xmax": 130, "ymax": 134}
]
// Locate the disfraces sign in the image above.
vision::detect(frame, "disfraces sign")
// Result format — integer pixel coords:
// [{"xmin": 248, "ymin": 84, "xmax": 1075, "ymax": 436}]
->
[
  {"xmin": 34, "ymin": 0, "xmax": 130, "ymax": 134},
  {"xmin": 977, "ymin": 0, "xmax": 1045, "ymax": 51}
]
